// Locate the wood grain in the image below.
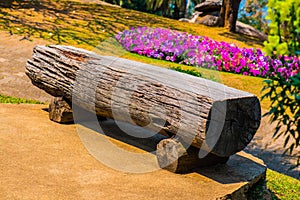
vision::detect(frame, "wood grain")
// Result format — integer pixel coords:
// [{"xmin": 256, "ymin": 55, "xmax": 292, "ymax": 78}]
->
[{"xmin": 26, "ymin": 45, "xmax": 261, "ymax": 157}]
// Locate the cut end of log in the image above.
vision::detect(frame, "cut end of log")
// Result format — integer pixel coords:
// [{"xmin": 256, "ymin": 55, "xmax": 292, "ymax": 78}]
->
[{"xmin": 205, "ymin": 97, "xmax": 261, "ymax": 157}]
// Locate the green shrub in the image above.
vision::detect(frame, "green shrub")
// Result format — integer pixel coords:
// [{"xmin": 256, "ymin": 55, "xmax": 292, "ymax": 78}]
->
[
  {"xmin": 261, "ymin": 72, "xmax": 300, "ymax": 169},
  {"xmin": 262, "ymin": 0, "xmax": 300, "ymax": 172},
  {"xmin": 263, "ymin": 0, "xmax": 300, "ymax": 56},
  {"xmin": 170, "ymin": 66, "xmax": 202, "ymax": 77}
]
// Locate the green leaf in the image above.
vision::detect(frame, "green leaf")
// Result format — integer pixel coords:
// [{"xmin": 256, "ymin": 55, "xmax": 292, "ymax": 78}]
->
[
  {"xmin": 263, "ymin": 79, "xmax": 272, "ymax": 84},
  {"xmin": 268, "ymin": 35, "xmax": 280, "ymax": 47},
  {"xmin": 277, "ymin": 42, "xmax": 289, "ymax": 55}
]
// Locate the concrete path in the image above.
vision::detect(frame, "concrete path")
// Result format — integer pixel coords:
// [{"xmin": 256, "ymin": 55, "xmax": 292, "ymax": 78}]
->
[
  {"xmin": 0, "ymin": 31, "xmax": 51, "ymax": 102},
  {"xmin": 0, "ymin": 104, "xmax": 266, "ymax": 199}
]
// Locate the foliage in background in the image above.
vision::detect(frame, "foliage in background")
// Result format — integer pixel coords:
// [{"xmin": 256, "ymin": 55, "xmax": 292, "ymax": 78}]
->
[
  {"xmin": 116, "ymin": 27, "xmax": 300, "ymax": 78},
  {"xmin": 238, "ymin": 0, "xmax": 268, "ymax": 33},
  {"xmin": 261, "ymin": 72, "xmax": 300, "ymax": 170},
  {"xmin": 121, "ymin": 0, "xmax": 147, "ymax": 12},
  {"xmin": 0, "ymin": 94, "xmax": 44, "ymax": 104},
  {"xmin": 102, "ymin": 0, "xmax": 197, "ymax": 19},
  {"xmin": 145, "ymin": 0, "xmax": 196, "ymax": 19},
  {"xmin": 263, "ymin": 0, "xmax": 300, "ymax": 56},
  {"xmin": 103, "ymin": 0, "xmax": 148, "ymax": 12},
  {"xmin": 262, "ymin": 0, "xmax": 300, "ymax": 170}
]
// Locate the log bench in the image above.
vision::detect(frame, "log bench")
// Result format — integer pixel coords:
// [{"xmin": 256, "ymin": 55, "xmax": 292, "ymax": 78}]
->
[{"xmin": 26, "ymin": 45, "xmax": 261, "ymax": 172}]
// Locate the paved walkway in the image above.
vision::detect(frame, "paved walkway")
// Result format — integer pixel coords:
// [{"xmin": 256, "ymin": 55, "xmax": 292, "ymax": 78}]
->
[
  {"xmin": 0, "ymin": 30, "xmax": 299, "ymax": 179},
  {"xmin": 0, "ymin": 104, "xmax": 266, "ymax": 199},
  {"xmin": 0, "ymin": 31, "xmax": 51, "ymax": 102}
]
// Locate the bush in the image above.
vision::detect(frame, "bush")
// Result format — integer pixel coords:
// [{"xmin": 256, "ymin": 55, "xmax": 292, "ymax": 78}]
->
[
  {"xmin": 170, "ymin": 66, "xmax": 202, "ymax": 77},
  {"xmin": 261, "ymin": 71, "xmax": 300, "ymax": 168},
  {"xmin": 262, "ymin": 0, "xmax": 300, "ymax": 170},
  {"xmin": 263, "ymin": 0, "xmax": 300, "ymax": 56}
]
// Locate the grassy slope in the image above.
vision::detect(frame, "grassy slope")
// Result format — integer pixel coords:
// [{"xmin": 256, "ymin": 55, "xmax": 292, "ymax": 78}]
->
[
  {"xmin": 267, "ymin": 169, "xmax": 300, "ymax": 200},
  {"xmin": 0, "ymin": 0, "xmax": 263, "ymax": 49},
  {"xmin": 0, "ymin": 1, "xmax": 297, "ymax": 199},
  {"xmin": 0, "ymin": 0, "xmax": 269, "ymax": 108},
  {"xmin": 247, "ymin": 169, "xmax": 300, "ymax": 200}
]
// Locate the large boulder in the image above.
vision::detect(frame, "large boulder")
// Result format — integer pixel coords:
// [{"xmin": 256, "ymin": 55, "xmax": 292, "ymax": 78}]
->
[
  {"xmin": 181, "ymin": 0, "xmax": 267, "ymax": 41},
  {"xmin": 236, "ymin": 21, "xmax": 268, "ymax": 41},
  {"xmin": 195, "ymin": 15, "xmax": 219, "ymax": 26},
  {"xmin": 194, "ymin": 0, "xmax": 222, "ymax": 13},
  {"xmin": 179, "ymin": 11, "xmax": 202, "ymax": 23}
]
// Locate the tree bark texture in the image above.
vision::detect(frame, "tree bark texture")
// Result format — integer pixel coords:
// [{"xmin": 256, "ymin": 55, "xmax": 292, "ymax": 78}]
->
[
  {"xmin": 219, "ymin": 0, "xmax": 242, "ymax": 32},
  {"xmin": 25, "ymin": 45, "xmax": 261, "ymax": 157},
  {"xmin": 48, "ymin": 97, "xmax": 74, "ymax": 123},
  {"xmin": 156, "ymin": 138, "xmax": 229, "ymax": 173}
]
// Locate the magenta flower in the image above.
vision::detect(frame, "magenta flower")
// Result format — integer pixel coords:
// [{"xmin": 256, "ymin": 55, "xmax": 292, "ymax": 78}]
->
[{"xmin": 116, "ymin": 27, "xmax": 300, "ymax": 79}]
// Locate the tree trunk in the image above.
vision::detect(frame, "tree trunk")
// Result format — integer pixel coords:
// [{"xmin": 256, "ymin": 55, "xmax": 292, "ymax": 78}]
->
[
  {"xmin": 219, "ymin": 0, "xmax": 242, "ymax": 32},
  {"xmin": 179, "ymin": 0, "xmax": 187, "ymax": 19},
  {"xmin": 185, "ymin": 0, "xmax": 190, "ymax": 18},
  {"xmin": 173, "ymin": 2, "xmax": 180, "ymax": 19},
  {"xmin": 25, "ymin": 45, "xmax": 261, "ymax": 157},
  {"xmin": 161, "ymin": 0, "xmax": 170, "ymax": 17}
]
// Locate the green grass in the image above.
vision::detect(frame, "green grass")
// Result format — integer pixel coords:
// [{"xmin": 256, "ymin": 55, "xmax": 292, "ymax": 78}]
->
[
  {"xmin": 0, "ymin": 94, "xmax": 44, "ymax": 104},
  {"xmin": 266, "ymin": 169, "xmax": 300, "ymax": 200},
  {"xmin": 0, "ymin": 0, "xmax": 264, "ymax": 50},
  {"xmin": 0, "ymin": 0, "xmax": 271, "ymax": 108},
  {"xmin": 247, "ymin": 169, "xmax": 300, "ymax": 200}
]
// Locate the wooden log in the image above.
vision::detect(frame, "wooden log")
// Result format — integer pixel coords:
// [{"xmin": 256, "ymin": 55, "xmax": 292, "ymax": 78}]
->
[
  {"xmin": 49, "ymin": 97, "xmax": 73, "ymax": 123},
  {"xmin": 156, "ymin": 138, "xmax": 229, "ymax": 173},
  {"xmin": 25, "ymin": 45, "xmax": 261, "ymax": 157}
]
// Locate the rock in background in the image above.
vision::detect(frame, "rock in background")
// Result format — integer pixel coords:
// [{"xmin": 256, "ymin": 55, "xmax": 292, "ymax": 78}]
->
[{"xmin": 179, "ymin": 0, "xmax": 267, "ymax": 41}]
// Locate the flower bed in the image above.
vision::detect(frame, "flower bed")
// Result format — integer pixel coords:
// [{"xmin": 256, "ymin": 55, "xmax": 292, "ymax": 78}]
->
[{"xmin": 116, "ymin": 27, "xmax": 300, "ymax": 79}]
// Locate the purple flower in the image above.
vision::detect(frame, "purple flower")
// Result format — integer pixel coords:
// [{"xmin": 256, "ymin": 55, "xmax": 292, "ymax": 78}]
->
[{"xmin": 115, "ymin": 27, "xmax": 300, "ymax": 79}]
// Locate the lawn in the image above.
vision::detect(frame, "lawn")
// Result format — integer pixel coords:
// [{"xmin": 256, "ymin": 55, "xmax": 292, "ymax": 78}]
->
[
  {"xmin": 0, "ymin": 0, "xmax": 298, "ymax": 199},
  {"xmin": 0, "ymin": 94, "xmax": 44, "ymax": 104},
  {"xmin": 247, "ymin": 169, "xmax": 300, "ymax": 200},
  {"xmin": 0, "ymin": 0, "xmax": 270, "ymax": 109}
]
